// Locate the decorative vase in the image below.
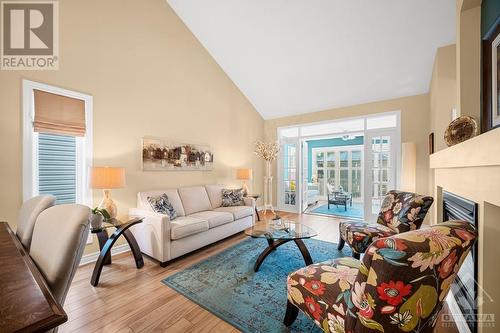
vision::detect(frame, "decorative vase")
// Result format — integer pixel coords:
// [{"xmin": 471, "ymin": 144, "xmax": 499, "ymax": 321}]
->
[
  {"xmin": 263, "ymin": 160, "xmax": 275, "ymax": 214},
  {"xmin": 90, "ymin": 214, "xmax": 104, "ymax": 229}
]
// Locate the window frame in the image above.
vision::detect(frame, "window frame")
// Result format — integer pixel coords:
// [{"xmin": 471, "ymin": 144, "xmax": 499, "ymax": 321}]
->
[{"xmin": 22, "ymin": 80, "xmax": 93, "ymax": 206}]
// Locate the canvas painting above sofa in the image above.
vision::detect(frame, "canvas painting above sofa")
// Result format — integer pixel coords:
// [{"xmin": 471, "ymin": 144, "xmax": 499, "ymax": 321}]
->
[{"xmin": 142, "ymin": 137, "xmax": 214, "ymax": 171}]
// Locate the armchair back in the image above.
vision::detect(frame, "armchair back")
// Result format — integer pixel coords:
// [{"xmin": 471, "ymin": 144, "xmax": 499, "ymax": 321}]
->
[
  {"xmin": 376, "ymin": 190, "xmax": 434, "ymax": 233},
  {"xmin": 344, "ymin": 220, "xmax": 477, "ymax": 333}
]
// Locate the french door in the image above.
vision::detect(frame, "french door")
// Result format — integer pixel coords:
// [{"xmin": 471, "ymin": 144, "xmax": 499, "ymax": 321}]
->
[
  {"xmin": 301, "ymin": 141, "xmax": 309, "ymax": 212},
  {"xmin": 278, "ymin": 139, "xmax": 300, "ymax": 212},
  {"xmin": 364, "ymin": 130, "xmax": 398, "ymax": 222}
]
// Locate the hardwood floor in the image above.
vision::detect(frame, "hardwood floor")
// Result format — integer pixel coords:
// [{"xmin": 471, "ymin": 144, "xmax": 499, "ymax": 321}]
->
[{"xmin": 60, "ymin": 211, "xmax": 457, "ymax": 333}]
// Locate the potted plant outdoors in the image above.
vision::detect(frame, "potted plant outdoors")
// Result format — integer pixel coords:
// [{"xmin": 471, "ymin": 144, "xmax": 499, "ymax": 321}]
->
[{"xmin": 90, "ymin": 207, "xmax": 111, "ymax": 229}]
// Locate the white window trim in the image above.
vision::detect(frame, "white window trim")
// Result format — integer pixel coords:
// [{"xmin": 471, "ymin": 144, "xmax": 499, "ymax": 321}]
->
[{"xmin": 22, "ymin": 79, "xmax": 93, "ymax": 207}]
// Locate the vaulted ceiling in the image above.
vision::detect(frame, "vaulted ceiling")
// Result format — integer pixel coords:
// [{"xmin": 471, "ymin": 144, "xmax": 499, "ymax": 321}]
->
[{"xmin": 167, "ymin": 0, "xmax": 456, "ymax": 119}]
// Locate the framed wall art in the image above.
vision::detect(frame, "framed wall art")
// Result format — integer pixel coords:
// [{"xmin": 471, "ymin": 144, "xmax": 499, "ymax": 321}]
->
[
  {"xmin": 482, "ymin": 16, "xmax": 500, "ymax": 132},
  {"xmin": 142, "ymin": 137, "xmax": 213, "ymax": 171}
]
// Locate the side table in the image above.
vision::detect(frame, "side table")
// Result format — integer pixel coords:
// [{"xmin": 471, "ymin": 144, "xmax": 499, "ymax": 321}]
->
[
  {"xmin": 90, "ymin": 216, "xmax": 144, "ymax": 286},
  {"xmin": 245, "ymin": 194, "xmax": 261, "ymax": 221}
]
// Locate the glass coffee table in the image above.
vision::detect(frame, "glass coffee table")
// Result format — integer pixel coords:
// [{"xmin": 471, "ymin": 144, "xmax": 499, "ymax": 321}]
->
[{"xmin": 245, "ymin": 219, "xmax": 318, "ymax": 272}]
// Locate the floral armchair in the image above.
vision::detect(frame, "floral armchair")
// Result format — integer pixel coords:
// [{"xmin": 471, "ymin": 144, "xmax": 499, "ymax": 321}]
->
[
  {"xmin": 338, "ymin": 190, "xmax": 434, "ymax": 259},
  {"xmin": 284, "ymin": 220, "xmax": 477, "ymax": 333}
]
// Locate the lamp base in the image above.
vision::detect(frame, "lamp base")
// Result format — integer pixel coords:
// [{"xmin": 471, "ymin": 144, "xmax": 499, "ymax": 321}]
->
[
  {"xmin": 241, "ymin": 182, "xmax": 249, "ymax": 195},
  {"xmin": 99, "ymin": 189, "xmax": 117, "ymax": 219}
]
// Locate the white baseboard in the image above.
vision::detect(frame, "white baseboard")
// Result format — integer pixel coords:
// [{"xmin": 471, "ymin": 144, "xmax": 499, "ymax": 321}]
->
[
  {"xmin": 79, "ymin": 243, "xmax": 131, "ymax": 266},
  {"xmin": 257, "ymin": 205, "xmax": 278, "ymax": 212}
]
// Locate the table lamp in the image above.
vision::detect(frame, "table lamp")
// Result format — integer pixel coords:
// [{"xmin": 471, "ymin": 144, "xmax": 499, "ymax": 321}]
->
[
  {"xmin": 236, "ymin": 168, "xmax": 252, "ymax": 195},
  {"xmin": 90, "ymin": 167, "xmax": 126, "ymax": 219}
]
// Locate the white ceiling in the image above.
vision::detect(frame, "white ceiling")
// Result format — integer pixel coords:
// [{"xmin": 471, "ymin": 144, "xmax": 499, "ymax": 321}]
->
[{"xmin": 166, "ymin": 0, "xmax": 456, "ymax": 120}]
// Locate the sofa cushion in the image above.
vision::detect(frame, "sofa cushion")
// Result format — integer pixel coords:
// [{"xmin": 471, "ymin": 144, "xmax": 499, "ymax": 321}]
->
[
  {"xmin": 214, "ymin": 206, "xmax": 253, "ymax": 220},
  {"xmin": 138, "ymin": 189, "xmax": 185, "ymax": 216},
  {"xmin": 170, "ymin": 217, "xmax": 209, "ymax": 240},
  {"xmin": 205, "ymin": 184, "xmax": 224, "ymax": 209},
  {"xmin": 189, "ymin": 211, "xmax": 234, "ymax": 228},
  {"xmin": 178, "ymin": 186, "xmax": 212, "ymax": 215},
  {"xmin": 147, "ymin": 193, "xmax": 177, "ymax": 220},
  {"xmin": 221, "ymin": 188, "xmax": 245, "ymax": 207}
]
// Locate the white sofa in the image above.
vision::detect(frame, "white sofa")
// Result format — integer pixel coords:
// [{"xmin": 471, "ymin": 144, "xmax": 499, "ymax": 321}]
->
[{"xmin": 129, "ymin": 185, "xmax": 255, "ymax": 266}]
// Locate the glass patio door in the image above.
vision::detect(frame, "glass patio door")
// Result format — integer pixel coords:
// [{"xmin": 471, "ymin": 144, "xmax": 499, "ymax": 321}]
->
[
  {"xmin": 364, "ymin": 130, "xmax": 397, "ymax": 222},
  {"xmin": 301, "ymin": 140, "xmax": 309, "ymax": 212},
  {"xmin": 278, "ymin": 140, "xmax": 300, "ymax": 212}
]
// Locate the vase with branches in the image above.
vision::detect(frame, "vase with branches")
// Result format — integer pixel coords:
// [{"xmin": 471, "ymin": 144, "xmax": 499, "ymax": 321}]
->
[{"xmin": 254, "ymin": 141, "xmax": 280, "ymax": 214}]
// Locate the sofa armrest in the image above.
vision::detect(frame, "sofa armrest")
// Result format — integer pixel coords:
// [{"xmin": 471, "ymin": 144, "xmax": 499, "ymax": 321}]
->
[
  {"xmin": 129, "ymin": 208, "xmax": 170, "ymax": 221},
  {"xmin": 243, "ymin": 197, "xmax": 256, "ymax": 208},
  {"xmin": 128, "ymin": 208, "xmax": 171, "ymax": 263},
  {"xmin": 243, "ymin": 197, "xmax": 256, "ymax": 224}
]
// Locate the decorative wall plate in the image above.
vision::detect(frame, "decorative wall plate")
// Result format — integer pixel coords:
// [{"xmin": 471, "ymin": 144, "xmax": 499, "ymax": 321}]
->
[{"xmin": 444, "ymin": 116, "xmax": 478, "ymax": 147}]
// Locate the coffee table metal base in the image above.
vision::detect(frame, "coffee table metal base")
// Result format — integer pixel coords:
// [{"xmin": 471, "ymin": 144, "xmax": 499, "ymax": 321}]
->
[{"xmin": 254, "ymin": 238, "xmax": 312, "ymax": 272}]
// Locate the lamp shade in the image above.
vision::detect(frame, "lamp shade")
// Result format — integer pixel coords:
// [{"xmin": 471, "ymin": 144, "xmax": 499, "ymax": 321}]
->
[
  {"xmin": 236, "ymin": 168, "xmax": 252, "ymax": 180},
  {"xmin": 89, "ymin": 167, "xmax": 126, "ymax": 189},
  {"xmin": 401, "ymin": 142, "xmax": 416, "ymax": 193}
]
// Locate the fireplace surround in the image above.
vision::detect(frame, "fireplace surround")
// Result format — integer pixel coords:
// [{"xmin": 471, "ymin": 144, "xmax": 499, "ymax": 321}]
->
[
  {"xmin": 443, "ymin": 191, "xmax": 478, "ymax": 333},
  {"xmin": 430, "ymin": 127, "xmax": 500, "ymax": 333}
]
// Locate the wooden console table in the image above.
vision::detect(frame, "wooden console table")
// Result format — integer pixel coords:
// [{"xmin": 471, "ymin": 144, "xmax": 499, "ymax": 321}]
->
[{"xmin": 0, "ymin": 222, "xmax": 67, "ymax": 333}]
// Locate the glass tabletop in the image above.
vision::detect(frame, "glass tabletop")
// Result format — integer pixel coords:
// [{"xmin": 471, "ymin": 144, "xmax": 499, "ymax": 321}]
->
[
  {"xmin": 90, "ymin": 216, "xmax": 142, "ymax": 233},
  {"xmin": 245, "ymin": 219, "xmax": 318, "ymax": 240}
]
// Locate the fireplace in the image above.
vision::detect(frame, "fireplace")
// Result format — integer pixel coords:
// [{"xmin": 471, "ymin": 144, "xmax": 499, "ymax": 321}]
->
[{"xmin": 442, "ymin": 191, "xmax": 478, "ymax": 333}]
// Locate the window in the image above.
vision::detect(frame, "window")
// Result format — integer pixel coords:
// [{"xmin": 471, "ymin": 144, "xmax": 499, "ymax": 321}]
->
[
  {"xmin": 23, "ymin": 80, "xmax": 92, "ymax": 207},
  {"xmin": 366, "ymin": 114, "xmax": 397, "ymax": 129},
  {"xmin": 283, "ymin": 144, "xmax": 297, "ymax": 205},
  {"xmin": 311, "ymin": 146, "xmax": 363, "ymax": 200},
  {"xmin": 38, "ymin": 133, "xmax": 77, "ymax": 203},
  {"xmin": 279, "ymin": 127, "xmax": 299, "ymax": 138}
]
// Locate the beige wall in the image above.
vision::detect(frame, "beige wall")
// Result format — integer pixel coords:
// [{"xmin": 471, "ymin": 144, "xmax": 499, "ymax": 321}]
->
[
  {"xmin": 429, "ymin": 44, "xmax": 457, "ymax": 153},
  {"xmin": 0, "ymin": 0, "xmax": 264, "ymax": 254},
  {"xmin": 456, "ymin": 0, "xmax": 482, "ymax": 122},
  {"xmin": 264, "ymin": 94, "xmax": 431, "ymax": 212}
]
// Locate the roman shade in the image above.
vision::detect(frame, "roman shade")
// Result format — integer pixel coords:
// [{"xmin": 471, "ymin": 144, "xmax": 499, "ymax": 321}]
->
[{"xmin": 33, "ymin": 89, "xmax": 86, "ymax": 136}]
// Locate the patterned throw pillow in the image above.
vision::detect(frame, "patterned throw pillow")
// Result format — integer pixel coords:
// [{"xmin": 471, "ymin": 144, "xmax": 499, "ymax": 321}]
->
[
  {"xmin": 147, "ymin": 193, "xmax": 177, "ymax": 220},
  {"xmin": 221, "ymin": 188, "xmax": 244, "ymax": 207}
]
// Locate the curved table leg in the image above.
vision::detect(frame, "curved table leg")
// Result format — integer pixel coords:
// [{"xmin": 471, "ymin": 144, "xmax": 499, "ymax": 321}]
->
[
  {"xmin": 254, "ymin": 239, "xmax": 291, "ymax": 272},
  {"xmin": 91, "ymin": 228, "xmax": 122, "ymax": 286},
  {"xmin": 91, "ymin": 221, "xmax": 144, "ymax": 286},
  {"xmin": 96, "ymin": 230, "xmax": 111, "ymax": 265},
  {"xmin": 294, "ymin": 239, "xmax": 313, "ymax": 266},
  {"xmin": 123, "ymin": 229, "xmax": 144, "ymax": 269}
]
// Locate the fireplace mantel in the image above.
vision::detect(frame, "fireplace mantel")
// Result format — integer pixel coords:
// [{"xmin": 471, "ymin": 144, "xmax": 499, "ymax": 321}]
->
[
  {"xmin": 430, "ymin": 127, "xmax": 500, "ymax": 169},
  {"xmin": 429, "ymin": 127, "xmax": 499, "ymax": 333}
]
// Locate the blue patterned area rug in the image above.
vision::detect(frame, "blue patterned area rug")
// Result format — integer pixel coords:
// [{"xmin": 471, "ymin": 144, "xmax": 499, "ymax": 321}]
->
[
  {"xmin": 311, "ymin": 202, "xmax": 364, "ymax": 219},
  {"xmin": 162, "ymin": 237, "xmax": 352, "ymax": 333}
]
